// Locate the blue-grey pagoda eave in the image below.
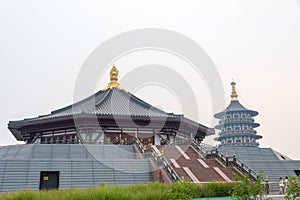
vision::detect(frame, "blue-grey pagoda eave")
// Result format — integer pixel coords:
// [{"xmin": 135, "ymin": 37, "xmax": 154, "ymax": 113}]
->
[
  {"xmin": 8, "ymin": 66, "xmax": 214, "ymax": 145},
  {"xmin": 214, "ymin": 81, "xmax": 262, "ymax": 147}
]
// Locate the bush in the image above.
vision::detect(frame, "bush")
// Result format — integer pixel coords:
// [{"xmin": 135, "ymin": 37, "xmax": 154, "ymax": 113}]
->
[
  {"xmin": 285, "ymin": 175, "xmax": 300, "ymax": 200},
  {"xmin": 166, "ymin": 181, "xmax": 193, "ymax": 200},
  {"xmin": 231, "ymin": 174, "xmax": 264, "ymax": 200}
]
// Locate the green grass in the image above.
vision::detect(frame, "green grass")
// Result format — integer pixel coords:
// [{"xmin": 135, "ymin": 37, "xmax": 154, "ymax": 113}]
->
[{"xmin": 0, "ymin": 182, "xmax": 236, "ymax": 200}]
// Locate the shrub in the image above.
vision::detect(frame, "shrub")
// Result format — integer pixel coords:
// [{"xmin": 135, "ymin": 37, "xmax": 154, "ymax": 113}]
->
[
  {"xmin": 231, "ymin": 174, "xmax": 264, "ymax": 200},
  {"xmin": 166, "ymin": 181, "xmax": 193, "ymax": 200},
  {"xmin": 285, "ymin": 175, "xmax": 300, "ymax": 200}
]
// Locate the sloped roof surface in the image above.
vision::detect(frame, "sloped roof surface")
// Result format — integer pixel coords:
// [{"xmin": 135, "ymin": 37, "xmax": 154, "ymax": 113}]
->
[
  {"xmin": 0, "ymin": 144, "xmax": 135, "ymax": 160},
  {"xmin": 9, "ymin": 88, "xmax": 181, "ymax": 126},
  {"xmin": 214, "ymin": 100, "xmax": 258, "ymax": 118},
  {"xmin": 0, "ymin": 144, "xmax": 153, "ymax": 192},
  {"xmin": 219, "ymin": 146, "xmax": 300, "ymax": 183}
]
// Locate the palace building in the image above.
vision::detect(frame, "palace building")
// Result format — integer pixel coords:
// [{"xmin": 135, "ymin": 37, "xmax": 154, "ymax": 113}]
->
[
  {"xmin": 0, "ymin": 66, "xmax": 216, "ymax": 193},
  {"xmin": 8, "ymin": 66, "xmax": 212, "ymax": 147}
]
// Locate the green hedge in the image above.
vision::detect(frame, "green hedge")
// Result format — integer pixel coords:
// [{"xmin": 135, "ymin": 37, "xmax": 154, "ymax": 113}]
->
[{"xmin": 0, "ymin": 182, "xmax": 236, "ymax": 200}]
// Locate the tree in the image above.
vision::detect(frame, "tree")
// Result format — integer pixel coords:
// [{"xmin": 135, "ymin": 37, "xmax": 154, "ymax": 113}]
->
[
  {"xmin": 285, "ymin": 175, "xmax": 300, "ymax": 200},
  {"xmin": 232, "ymin": 174, "xmax": 265, "ymax": 200}
]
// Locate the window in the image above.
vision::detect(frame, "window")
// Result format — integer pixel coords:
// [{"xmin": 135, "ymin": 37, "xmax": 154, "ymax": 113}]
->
[
  {"xmin": 226, "ymin": 127, "xmax": 232, "ymax": 131},
  {"xmin": 234, "ymin": 114, "xmax": 239, "ymax": 118},
  {"xmin": 226, "ymin": 115, "xmax": 231, "ymax": 119},
  {"xmin": 236, "ymin": 139, "xmax": 241, "ymax": 143},
  {"xmin": 234, "ymin": 126, "xmax": 240, "ymax": 130}
]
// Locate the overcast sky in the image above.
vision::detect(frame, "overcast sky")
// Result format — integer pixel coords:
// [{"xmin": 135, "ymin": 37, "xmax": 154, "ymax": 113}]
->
[{"xmin": 0, "ymin": 0, "xmax": 300, "ymax": 159}]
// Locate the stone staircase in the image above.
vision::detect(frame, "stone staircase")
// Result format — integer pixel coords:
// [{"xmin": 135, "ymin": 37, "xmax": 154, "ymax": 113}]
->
[{"xmin": 157, "ymin": 145, "xmax": 239, "ymax": 183}]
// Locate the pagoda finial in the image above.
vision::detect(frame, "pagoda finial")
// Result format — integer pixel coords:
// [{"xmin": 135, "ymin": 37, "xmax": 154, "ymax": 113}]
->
[
  {"xmin": 102, "ymin": 65, "xmax": 123, "ymax": 91},
  {"xmin": 230, "ymin": 80, "xmax": 238, "ymax": 101}
]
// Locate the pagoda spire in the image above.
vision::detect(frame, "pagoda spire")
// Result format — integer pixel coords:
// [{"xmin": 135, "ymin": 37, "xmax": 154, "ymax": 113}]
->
[
  {"xmin": 230, "ymin": 80, "xmax": 238, "ymax": 101},
  {"xmin": 102, "ymin": 65, "xmax": 123, "ymax": 91}
]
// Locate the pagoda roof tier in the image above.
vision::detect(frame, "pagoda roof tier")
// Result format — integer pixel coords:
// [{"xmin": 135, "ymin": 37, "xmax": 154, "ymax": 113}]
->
[{"xmin": 214, "ymin": 100, "xmax": 258, "ymax": 119}]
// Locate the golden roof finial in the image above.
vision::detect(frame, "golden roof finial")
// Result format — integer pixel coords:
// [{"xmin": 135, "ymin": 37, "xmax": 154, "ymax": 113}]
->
[
  {"xmin": 231, "ymin": 79, "xmax": 238, "ymax": 101},
  {"xmin": 102, "ymin": 65, "xmax": 123, "ymax": 91}
]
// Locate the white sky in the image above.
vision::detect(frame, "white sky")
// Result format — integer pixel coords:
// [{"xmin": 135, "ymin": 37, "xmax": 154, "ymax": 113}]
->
[{"xmin": 0, "ymin": 0, "xmax": 300, "ymax": 159}]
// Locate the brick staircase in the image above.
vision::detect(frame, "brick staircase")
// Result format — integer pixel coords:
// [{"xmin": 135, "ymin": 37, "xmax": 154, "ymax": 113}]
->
[{"xmin": 158, "ymin": 145, "xmax": 239, "ymax": 183}]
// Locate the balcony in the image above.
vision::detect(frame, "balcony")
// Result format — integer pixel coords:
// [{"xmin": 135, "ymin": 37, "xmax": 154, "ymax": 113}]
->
[
  {"xmin": 219, "ymin": 117, "xmax": 254, "ymax": 124},
  {"xmin": 219, "ymin": 130, "xmax": 257, "ymax": 134}
]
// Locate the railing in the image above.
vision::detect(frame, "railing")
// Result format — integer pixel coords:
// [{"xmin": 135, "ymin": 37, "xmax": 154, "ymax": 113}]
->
[
  {"xmin": 191, "ymin": 139, "xmax": 259, "ymax": 181},
  {"xmin": 191, "ymin": 140, "xmax": 214, "ymax": 156},
  {"xmin": 219, "ymin": 118, "xmax": 254, "ymax": 124},
  {"xmin": 218, "ymin": 141, "xmax": 259, "ymax": 147},
  {"xmin": 219, "ymin": 130, "xmax": 257, "ymax": 134},
  {"xmin": 150, "ymin": 146, "xmax": 181, "ymax": 182},
  {"xmin": 134, "ymin": 137, "xmax": 180, "ymax": 182},
  {"xmin": 134, "ymin": 137, "xmax": 145, "ymax": 154}
]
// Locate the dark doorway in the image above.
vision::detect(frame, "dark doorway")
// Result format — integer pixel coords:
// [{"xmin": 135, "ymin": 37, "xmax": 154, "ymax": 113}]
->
[
  {"xmin": 295, "ymin": 170, "xmax": 300, "ymax": 176},
  {"xmin": 39, "ymin": 171, "xmax": 59, "ymax": 190}
]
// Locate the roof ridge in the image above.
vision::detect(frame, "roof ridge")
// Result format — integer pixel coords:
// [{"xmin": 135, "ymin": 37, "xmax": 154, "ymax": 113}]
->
[
  {"xmin": 126, "ymin": 91, "xmax": 168, "ymax": 114},
  {"xmin": 50, "ymin": 89, "xmax": 109, "ymax": 114},
  {"xmin": 94, "ymin": 88, "xmax": 113, "ymax": 108}
]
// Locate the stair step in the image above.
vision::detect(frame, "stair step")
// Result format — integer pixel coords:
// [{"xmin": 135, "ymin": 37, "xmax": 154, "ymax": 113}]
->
[
  {"xmin": 175, "ymin": 146, "xmax": 190, "ymax": 160},
  {"xmin": 170, "ymin": 158, "xmax": 181, "ymax": 168},
  {"xmin": 197, "ymin": 159, "xmax": 209, "ymax": 168},
  {"xmin": 183, "ymin": 167, "xmax": 200, "ymax": 183}
]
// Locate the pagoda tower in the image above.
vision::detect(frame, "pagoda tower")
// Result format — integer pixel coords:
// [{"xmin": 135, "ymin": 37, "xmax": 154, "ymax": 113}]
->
[{"xmin": 214, "ymin": 81, "xmax": 262, "ymax": 146}]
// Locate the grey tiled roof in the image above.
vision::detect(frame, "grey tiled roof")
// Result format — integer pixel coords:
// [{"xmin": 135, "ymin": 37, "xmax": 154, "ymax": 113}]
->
[
  {"xmin": 9, "ymin": 88, "xmax": 182, "ymax": 126},
  {"xmin": 214, "ymin": 100, "xmax": 258, "ymax": 118},
  {"xmin": 8, "ymin": 88, "xmax": 214, "ymax": 142}
]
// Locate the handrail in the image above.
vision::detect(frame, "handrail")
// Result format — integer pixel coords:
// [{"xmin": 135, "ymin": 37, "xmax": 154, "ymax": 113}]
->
[
  {"xmin": 191, "ymin": 139, "xmax": 260, "ymax": 181},
  {"xmin": 150, "ymin": 146, "xmax": 181, "ymax": 182},
  {"xmin": 219, "ymin": 118, "xmax": 254, "ymax": 124},
  {"xmin": 219, "ymin": 130, "xmax": 257, "ymax": 134},
  {"xmin": 134, "ymin": 137, "xmax": 181, "ymax": 182},
  {"xmin": 134, "ymin": 137, "xmax": 145, "ymax": 154}
]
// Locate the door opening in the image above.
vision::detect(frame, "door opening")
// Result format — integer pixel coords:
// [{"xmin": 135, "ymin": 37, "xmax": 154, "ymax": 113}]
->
[{"xmin": 39, "ymin": 171, "xmax": 59, "ymax": 190}]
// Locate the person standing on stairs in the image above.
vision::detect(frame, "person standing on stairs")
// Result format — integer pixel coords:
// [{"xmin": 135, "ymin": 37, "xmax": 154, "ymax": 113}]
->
[
  {"xmin": 265, "ymin": 176, "xmax": 270, "ymax": 195},
  {"xmin": 279, "ymin": 177, "xmax": 284, "ymax": 195}
]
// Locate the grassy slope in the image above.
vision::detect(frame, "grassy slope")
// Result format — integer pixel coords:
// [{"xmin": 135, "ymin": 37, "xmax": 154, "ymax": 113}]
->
[{"xmin": 0, "ymin": 182, "xmax": 235, "ymax": 200}]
